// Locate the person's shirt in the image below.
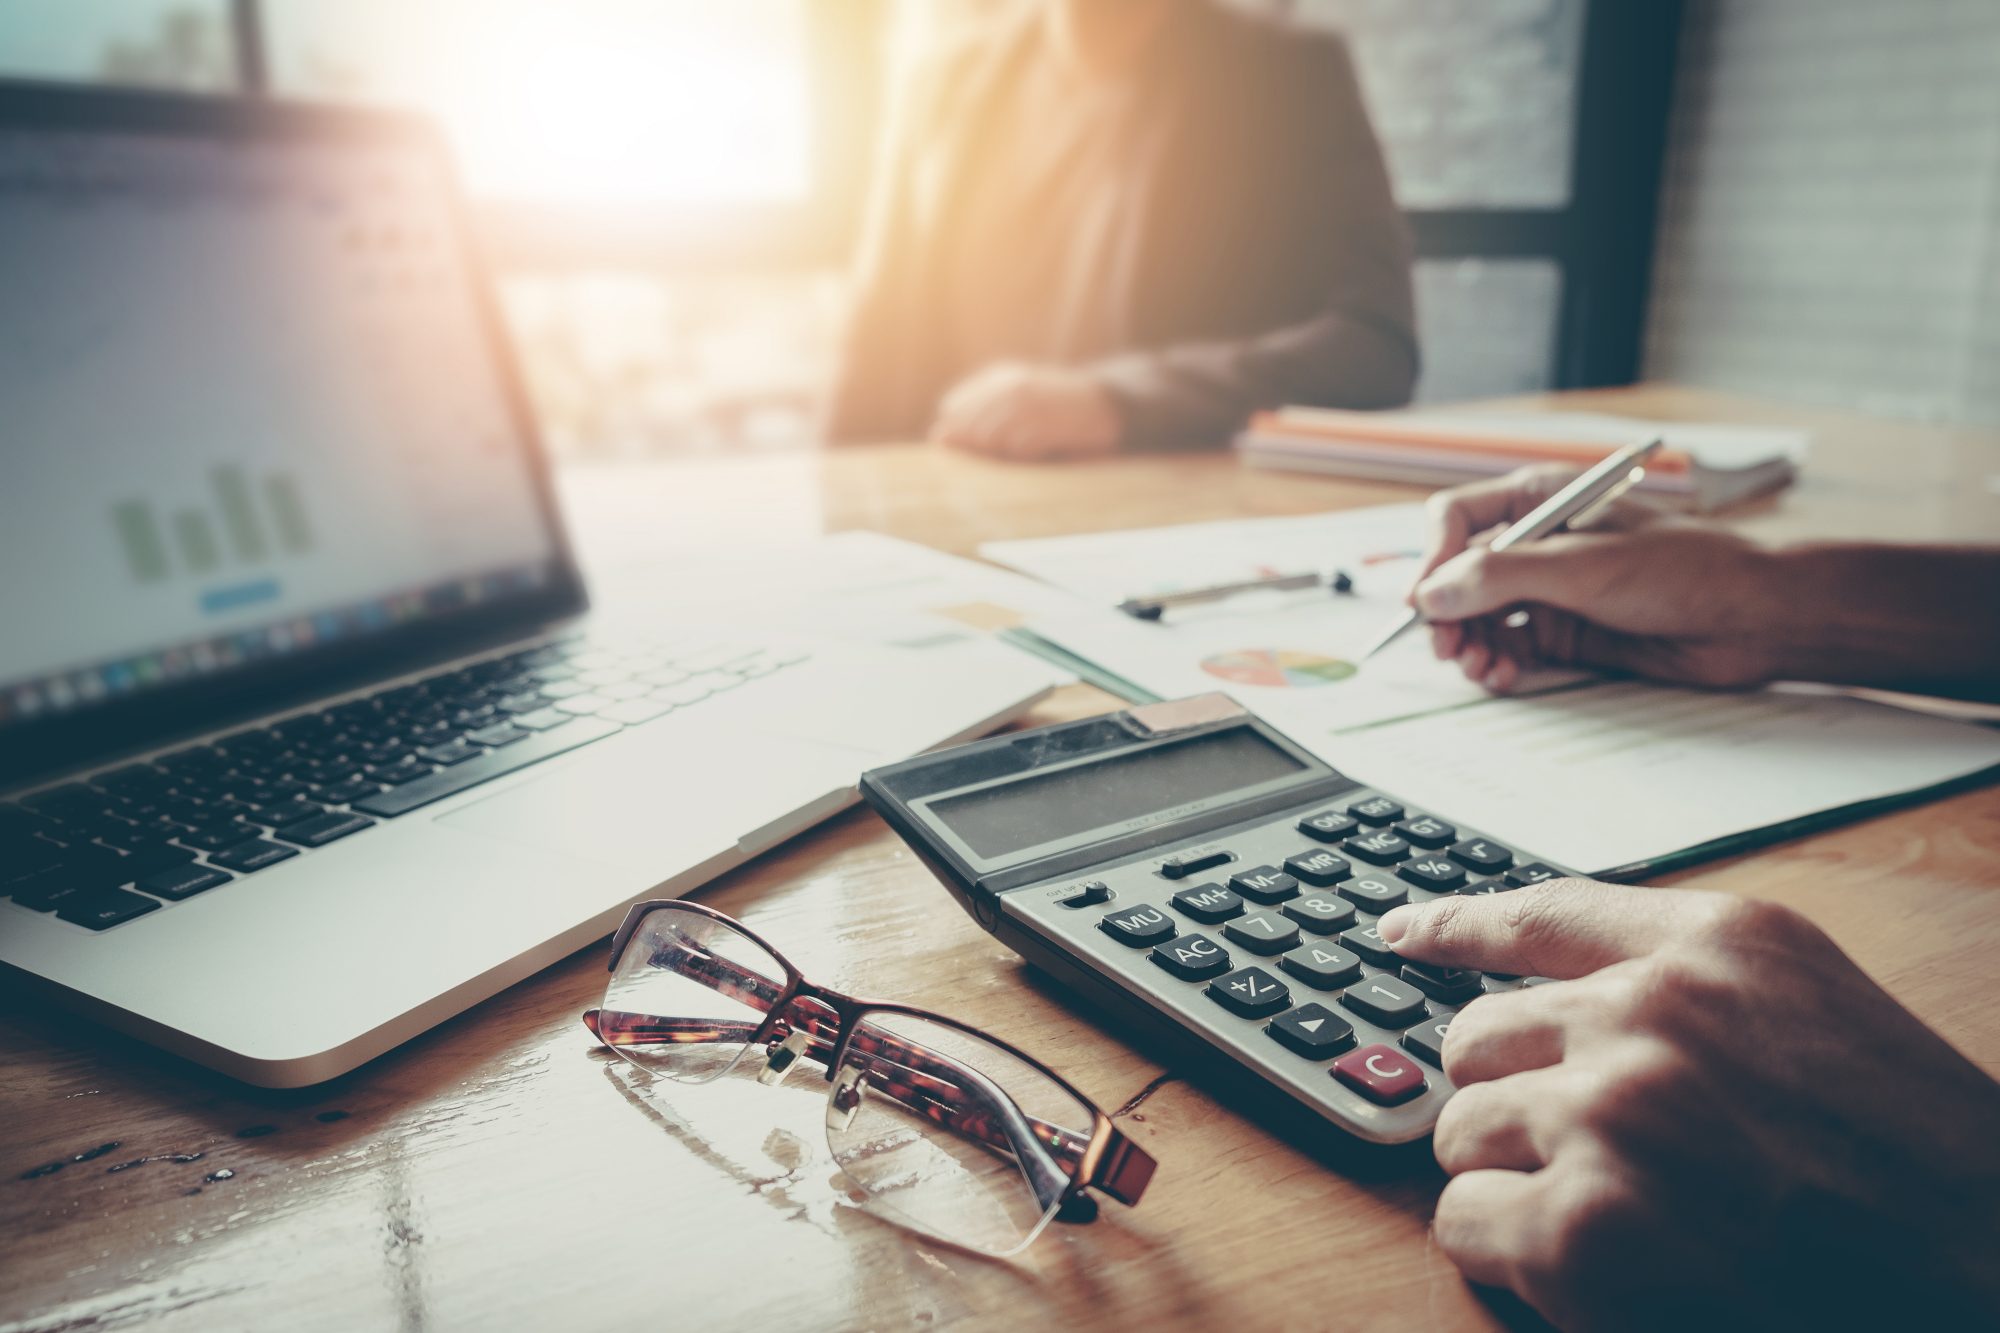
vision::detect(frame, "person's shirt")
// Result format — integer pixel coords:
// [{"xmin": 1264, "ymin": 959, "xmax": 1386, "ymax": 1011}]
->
[{"xmin": 825, "ymin": 1, "xmax": 1418, "ymax": 449}]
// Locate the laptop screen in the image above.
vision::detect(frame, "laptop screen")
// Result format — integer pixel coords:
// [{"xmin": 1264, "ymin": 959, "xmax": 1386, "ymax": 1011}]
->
[{"xmin": 0, "ymin": 121, "xmax": 563, "ymax": 735}]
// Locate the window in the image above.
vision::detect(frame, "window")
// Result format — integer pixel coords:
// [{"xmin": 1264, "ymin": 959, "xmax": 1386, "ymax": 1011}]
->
[{"xmin": 1282, "ymin": 0, "xmax": 1681, "ymax": 403}]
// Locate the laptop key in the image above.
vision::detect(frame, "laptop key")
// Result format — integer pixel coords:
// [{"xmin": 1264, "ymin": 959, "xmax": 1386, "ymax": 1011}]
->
[
  {"xmin": 275, "ymin": 811, "xmax": 376, "ymax": 848},
  {"xmin": 598, "ymin": 699, "xmax": 670, "ymax": 725},
  {"xmin": 352, "ymin": 716, "xmax": 622, "ymax": 818},
  {"xmin": 250, "ymin": 798, "xmax": 323, "ymax": 827},
  {"xmin": 138, "ymin": 863, "xmax": 233, "ymax": 901},
  {"xmin": 210, "ymin": 839, "xmax": 300, "ymax": 873},
  {"xmin": 317, "ymin": 778, "xmax": 386, "ymax": 805},
  {"xmin": 511, "ymin": 707, "xmax": 573, "ymax": 732},
  {"xmin": 418, "ymin": 741, "xmax": 483, "ymax": 766},
  {"xmin": 465, "ymin": 722, "xmax": 529, "ymax": 747},
  {"xmin": 57, "ymin": 888, "xmax": 162, "ymax": 931}
]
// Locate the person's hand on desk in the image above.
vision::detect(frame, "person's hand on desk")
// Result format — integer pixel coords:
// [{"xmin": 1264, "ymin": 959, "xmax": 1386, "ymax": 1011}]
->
[
  {"xmin": 1379, "ymin": 881, "xmax": 2000, "ymax": 1331},
  {"xmin": 1410, "ymin": 464, "xmax": 2000, "ymax": 701},
  {"xmin": 929, "ymin": 362, "xmax": 1124, "ymax": 461}
]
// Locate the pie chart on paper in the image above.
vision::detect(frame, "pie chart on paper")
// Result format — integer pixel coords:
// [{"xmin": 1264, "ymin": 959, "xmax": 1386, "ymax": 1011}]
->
[{"xmin": 1200, "ymin": 649, "xmax": 1357, "ymax": 689}]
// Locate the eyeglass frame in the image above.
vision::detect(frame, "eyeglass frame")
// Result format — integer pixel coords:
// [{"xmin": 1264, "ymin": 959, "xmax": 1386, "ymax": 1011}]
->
[{"xmin": 583, "ymin": 898, "xmax": 1157, "ymax": 1232}]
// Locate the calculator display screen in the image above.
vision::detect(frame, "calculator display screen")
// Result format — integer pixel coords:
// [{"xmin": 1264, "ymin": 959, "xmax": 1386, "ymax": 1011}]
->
[{"xmin": 931, "ymin": 729, "xmax": 1305, "ymax": 859}]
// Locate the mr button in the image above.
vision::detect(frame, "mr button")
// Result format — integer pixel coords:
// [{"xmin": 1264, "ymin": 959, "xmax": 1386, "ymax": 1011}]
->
[{"xmin": 1331, "ymin": 1043, "xmax": 1428, "ymax": 1106}]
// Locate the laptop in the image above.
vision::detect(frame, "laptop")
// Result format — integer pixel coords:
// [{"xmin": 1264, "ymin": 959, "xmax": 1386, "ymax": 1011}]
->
[{"xmin": 0, "ymin": 84, "xmax": 1052, "ymax": 1087}]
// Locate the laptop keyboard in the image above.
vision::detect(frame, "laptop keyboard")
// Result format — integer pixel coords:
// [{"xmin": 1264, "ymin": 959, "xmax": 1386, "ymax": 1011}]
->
[{"xmin": 0, "ymin": 633, "xmax": 808, "ymax": 932}]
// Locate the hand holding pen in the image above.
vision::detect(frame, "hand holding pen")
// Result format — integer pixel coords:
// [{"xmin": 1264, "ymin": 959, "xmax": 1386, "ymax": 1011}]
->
[{"xmin": 1382, "ymin": 452, "xmax": 1806, "ymax": 694}]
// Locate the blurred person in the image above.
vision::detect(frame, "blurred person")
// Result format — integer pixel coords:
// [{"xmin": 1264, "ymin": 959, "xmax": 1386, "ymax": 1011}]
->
[
  {"xmin": 825, "ymin": 0, "xmax": 1417, "ymax": 459},
  {"xmin": 1377, "ymin": 465, "xmax": 2000, "ymax": 1328}
]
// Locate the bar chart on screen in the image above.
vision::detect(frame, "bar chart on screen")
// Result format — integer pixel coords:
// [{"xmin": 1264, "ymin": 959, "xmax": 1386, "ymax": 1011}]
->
[{"xmin": 110, "ymin": 465, "xmax": 316, "ymax": 586}]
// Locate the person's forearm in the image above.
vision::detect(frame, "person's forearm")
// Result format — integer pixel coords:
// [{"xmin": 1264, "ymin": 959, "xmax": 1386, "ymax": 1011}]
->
[
  {"xmin": 1762, "ymin": 543, "xmax": 2000, "ymax": 701},
  {"xmin": 1091, "ymin": 311, "xmax": 1418, "ymax": 451}
]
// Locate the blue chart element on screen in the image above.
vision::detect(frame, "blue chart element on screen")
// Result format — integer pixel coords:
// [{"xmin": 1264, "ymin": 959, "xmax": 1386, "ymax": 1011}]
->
[{"xmin": 200, "ymin": 580, "xmax": 284, "ymax": 615}]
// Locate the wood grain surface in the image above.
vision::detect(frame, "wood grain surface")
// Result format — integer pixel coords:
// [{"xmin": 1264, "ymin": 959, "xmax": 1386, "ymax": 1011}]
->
[{"xmin": 4, "ymin": 386, "xmax": 1997, "ymax": 1333}]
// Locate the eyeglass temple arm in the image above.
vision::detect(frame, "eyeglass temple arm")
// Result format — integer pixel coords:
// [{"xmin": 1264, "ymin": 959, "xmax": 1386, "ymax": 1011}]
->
[{"xmin": 590, "ymin": 948, "xmax": 1153, "ymax": 1206}]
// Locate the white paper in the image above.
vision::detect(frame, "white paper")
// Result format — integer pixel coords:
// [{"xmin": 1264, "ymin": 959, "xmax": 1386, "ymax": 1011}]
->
[
  {"xmin": 586, "ymin": 530, "xmax": 1092, "ymax": 687},
  {"xmin": 985, "ymin": 504, "xmax": 2000, "ymax": 875},
  {"xmin": 1318, "ymin": 682, "xmax": 2000, "ymax": 874}
]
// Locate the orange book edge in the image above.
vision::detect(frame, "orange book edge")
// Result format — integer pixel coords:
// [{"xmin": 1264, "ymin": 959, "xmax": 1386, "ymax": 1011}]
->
[{"xmin": 1246, "ymin": 411, "xmax": 1696, "ymax": 476}]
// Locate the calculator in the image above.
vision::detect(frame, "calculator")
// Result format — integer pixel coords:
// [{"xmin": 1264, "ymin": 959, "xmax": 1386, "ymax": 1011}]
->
[{"xmin": 859, "ymin": 694, "xmax": 1574, "ymax": 1145}]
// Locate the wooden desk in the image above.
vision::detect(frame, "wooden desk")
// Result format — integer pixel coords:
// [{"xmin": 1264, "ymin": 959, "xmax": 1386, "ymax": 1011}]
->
[{"xmin": 5, "ymin": 386, "xmax": 1997, "ymax": 1331}]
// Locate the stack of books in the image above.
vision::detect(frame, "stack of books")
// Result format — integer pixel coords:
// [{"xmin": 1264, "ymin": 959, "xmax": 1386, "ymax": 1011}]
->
[{"xmin": 1236, "ymin": 407, "xmax": 1807, "ymax": 512}]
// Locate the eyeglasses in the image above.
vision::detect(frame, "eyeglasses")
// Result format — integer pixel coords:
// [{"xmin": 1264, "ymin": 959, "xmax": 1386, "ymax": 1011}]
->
[{"xmin": 583, "ymin": 899, "xmax": 1156, "ymax": 1256}]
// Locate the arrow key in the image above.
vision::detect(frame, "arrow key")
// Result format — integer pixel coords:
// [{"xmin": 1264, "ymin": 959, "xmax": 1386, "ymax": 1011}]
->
[{"xmin": 1266, "ymin": 1002, "xmax": 1356, "ymax": 1060}]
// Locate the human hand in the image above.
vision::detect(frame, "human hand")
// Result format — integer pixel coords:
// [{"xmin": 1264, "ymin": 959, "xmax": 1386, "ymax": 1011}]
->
[
  {"xmin": 1409, "ymin": 465, "xmax": 1793, "ymax": 692},
  {"xmin": 928, "ymin": 363, "xmax": 1123, "ymax": 461},
  {"xmin": 1379, "ymin": 880, "xmax": 2000, "ymax": 1331}
]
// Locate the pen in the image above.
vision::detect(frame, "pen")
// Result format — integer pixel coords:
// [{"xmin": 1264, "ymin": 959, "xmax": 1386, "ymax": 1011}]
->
[
  {"xmin": 1118, "ymin": 569, "xmax": 1355, "ymax": 621},
  {"xmin": 1356, "ymin": 437, "xmax": 1665, "ymax": 662}
]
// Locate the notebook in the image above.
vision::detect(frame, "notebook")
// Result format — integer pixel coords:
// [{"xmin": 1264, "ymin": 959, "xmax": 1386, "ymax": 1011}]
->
[{"xmin": 1235, "ymin": 408, "xmax": 1806, "ymax": 513}]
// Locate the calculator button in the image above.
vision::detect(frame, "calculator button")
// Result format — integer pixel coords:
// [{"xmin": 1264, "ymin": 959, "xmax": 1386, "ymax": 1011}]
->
[
  {"xmin": 1280, "ymin": 940, "xmax": 1363, "ymax": 990},
  {"xmin": 1398, "ymin": 856, "xmax": 1468, "ymax": 892},
  {"xmin": 1506, "ymin": 862, "xmax": 1562, "ymax": 887},
  {"xmin": 1341, "ymin": 974, "xmax": 1429, "ymax": 1028},
  {"xmin": 1348, "ymin": 796, "xmax": 1404, "ymax": 826},
  {"xmin": 1281, "ymin": 892, "xmax": 1356, "ymax": 934},
  {"xmin": 1160, "ymin": 848, "xmax": 1231, "ymax": 879},
  {"xmin": 1332, "ymin": 1044, "xmax": 1428, "ymax": 1106},
  {"xmin": 1298, "ymin": 810, "xmax": 1359, "ymax": 843},
  {"xmin": 1267, "ymin": 1003, "xmax": 1356, "ymax": 1060},
  {"xmin": 1343, "ymin": 830, "xmax": 1410, "ymax": 866},
  {"xmin": 1207, "ymin": 966, "xmax": 1291, "ymax": 1019},
  {"xmin": 1394, "ymin": 815, "xmax": 1456, "ymax": 849},
  {"xmin": 1057, "ymin": 880, "xmax": 1113, "ymax": 909},
  {"xmin": 1339, "ymin": 921, "xmax": 1398, "ymax": 968},
  {"xmin": 1283, "ymin": 849, "xmax": 1351, "ymax": 887},
  {"xmin": 1460, "ymin": 878, "xmax": 1516, "ymax": 895},
  {"xmin": 1400, "ymin": 961, "xmax": 1484, "ymax": 1005},
  {"xmin": 1099, "ymin": 905, "xmax": 1176, "ymax": 948},
  {"xmin": 1401, "ymin": 1014, "xmax": 1455, "ymax": 1068},
  {"xmin": 1449, "ymin": 839, "xmax": 1514, "ymax": 874},
  {"xmin": 1150, "ymin": 932, "xmax": 1232, "ymax": 982},
  {"xmin": 1171, "ymin": 882, "xmax": 1244, "ymax": 923},
  {"xmin": 1338, "ymin": 874, "xmax": 1408, "ymax": 913},
  {"xmin": 1224, "ymin": 911, "xmax": 1302, "ymax": 956},
  {"xmin": 1229, "ymin": 865, "xmax": 1300, "ymax": 904}
]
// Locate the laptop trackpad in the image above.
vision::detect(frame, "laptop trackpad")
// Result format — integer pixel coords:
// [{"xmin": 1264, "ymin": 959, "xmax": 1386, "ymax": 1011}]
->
[{"xmin": 436, "ymin": 723, "xmax": 869, "ymax": 873}]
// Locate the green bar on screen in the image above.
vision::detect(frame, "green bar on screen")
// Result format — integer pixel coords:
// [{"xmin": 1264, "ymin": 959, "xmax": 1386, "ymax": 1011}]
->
[
  {"xmin": 111, "ymin": 500, "xmax": 170, "ymax": 582},
  {"xmin": 211, "ymin": 464, "xmax": 268, "ymax": 561}
]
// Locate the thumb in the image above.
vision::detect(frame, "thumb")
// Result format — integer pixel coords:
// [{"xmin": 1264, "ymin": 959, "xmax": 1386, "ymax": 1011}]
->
[
  {"xmin": 1412, "ymin": 535, "xmax": 1621, "ymax": 623},
  {"xmin": 1377, "ymin": 880, "xmax": 1720, "ymax": 979}
]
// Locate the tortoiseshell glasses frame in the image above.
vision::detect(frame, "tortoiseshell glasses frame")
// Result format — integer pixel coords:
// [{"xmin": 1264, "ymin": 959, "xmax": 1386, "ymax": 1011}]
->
[{"xmin": 583, "ymin": 899, "xmax": 1156, "ymax": 1255}]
